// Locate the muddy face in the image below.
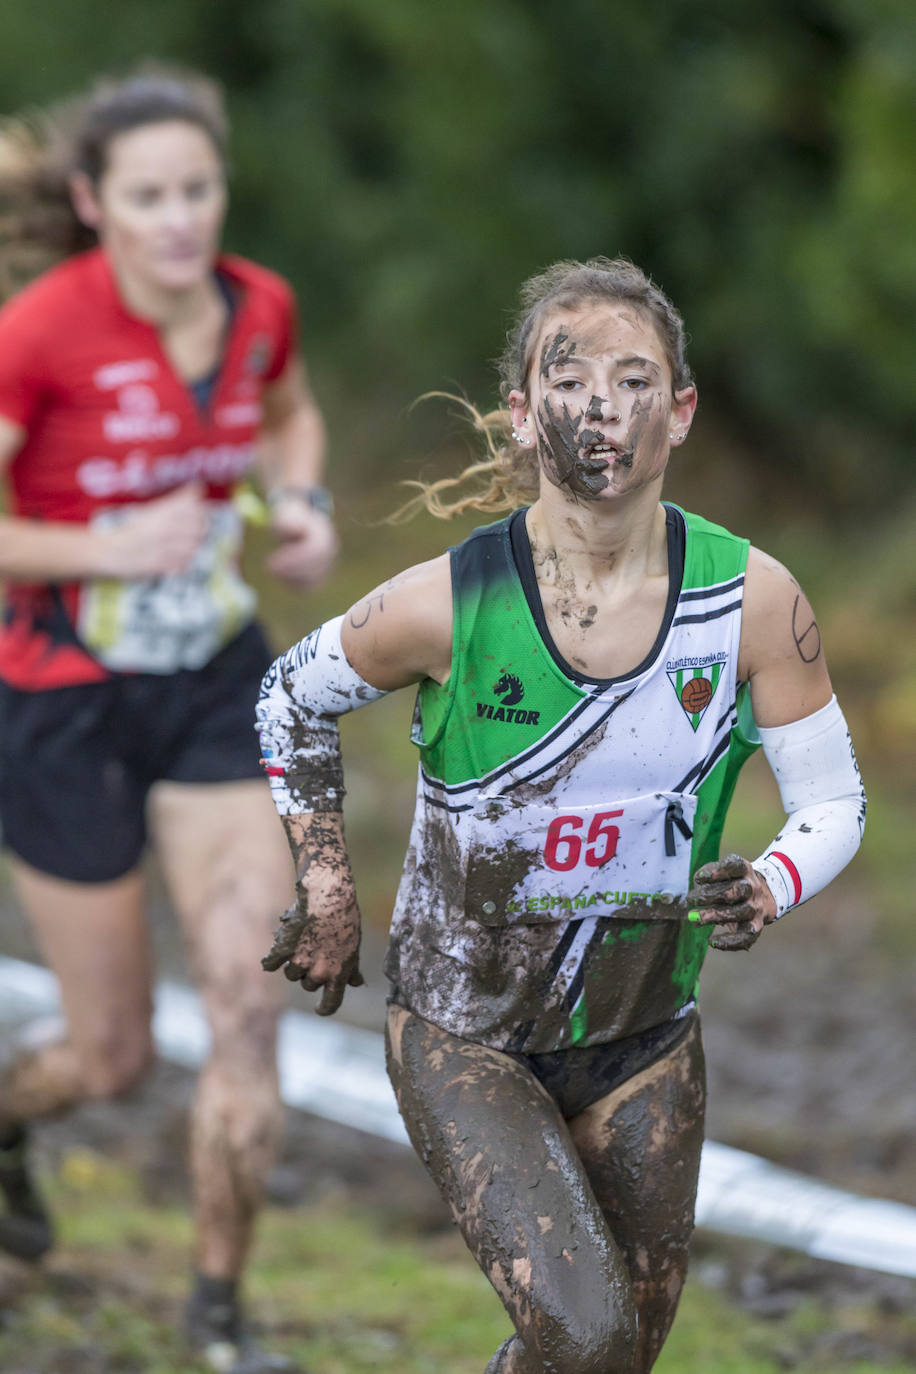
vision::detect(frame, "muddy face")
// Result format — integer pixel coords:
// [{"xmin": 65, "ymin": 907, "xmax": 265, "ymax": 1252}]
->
[
  {"xmin": 528, "ymin": 307, "xmax": 680, "ymax": 503},
  {"xmin": 536, "ymin": 391, "xmax": 621, "ymax": 498}
]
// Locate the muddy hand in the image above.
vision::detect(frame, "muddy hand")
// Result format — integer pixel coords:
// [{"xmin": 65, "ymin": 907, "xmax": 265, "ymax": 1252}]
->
[
  {"xmin": 687, "ymin": 853, "xmax": 777, "ymax": 951},
  {"xmin": 261, "ymin": 901, "xmax": 364, "ymax": 1015},
  {"xmin": 261, "ymin": 904, "xmax": 306, "ymax": 972}
]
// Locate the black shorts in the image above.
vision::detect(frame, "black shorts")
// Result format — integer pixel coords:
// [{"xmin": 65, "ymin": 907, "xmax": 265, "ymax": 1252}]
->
[
  {"xmin": 509, "ymin": 1004, "xmax": 697, "ymax": 1117},
  {"xmin": 0, "ymin": 622, "xmax": 275, "ymax": 884},
  {"xmin": 388, "ymin": 988, "xmax": 698, "ymax": 1118}
]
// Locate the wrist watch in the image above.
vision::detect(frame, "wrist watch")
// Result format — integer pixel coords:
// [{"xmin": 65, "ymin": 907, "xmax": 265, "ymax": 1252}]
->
[{"xmin": 266, "ymin": 485, "xmax": 335, "ymax": 518}]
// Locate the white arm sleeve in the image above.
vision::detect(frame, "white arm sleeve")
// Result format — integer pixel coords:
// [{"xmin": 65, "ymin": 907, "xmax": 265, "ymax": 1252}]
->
[
  {"xmin": 751, "ymin": 695, "xmax": 866, "ymax": 918},
  {"xmin": 255, "ymin": 614, "xmax": 387, "ymax": 816}
]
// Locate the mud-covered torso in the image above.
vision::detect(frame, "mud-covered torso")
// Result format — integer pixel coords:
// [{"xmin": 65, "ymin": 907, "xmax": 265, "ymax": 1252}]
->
[{"xmin": 385, "ymin": 505, "xmax": 758, "ymax": 1052}]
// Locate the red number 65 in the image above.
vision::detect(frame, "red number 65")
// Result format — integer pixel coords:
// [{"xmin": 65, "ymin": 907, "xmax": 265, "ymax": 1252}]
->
[{"xmin": 543, "ymin": 810, "xmax": 623, "ymax": 872}]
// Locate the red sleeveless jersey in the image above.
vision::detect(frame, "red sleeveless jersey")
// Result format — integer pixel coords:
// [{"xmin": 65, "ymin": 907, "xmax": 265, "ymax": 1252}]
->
[{"xmin": 0, "ymin": 248, "xmax": 295, "ymax": 687}]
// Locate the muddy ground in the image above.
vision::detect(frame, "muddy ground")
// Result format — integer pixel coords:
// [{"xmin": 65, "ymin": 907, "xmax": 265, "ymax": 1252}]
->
[{"xmin": 1, "ymin": 871, "xmax": 915, "ymax": 1366}]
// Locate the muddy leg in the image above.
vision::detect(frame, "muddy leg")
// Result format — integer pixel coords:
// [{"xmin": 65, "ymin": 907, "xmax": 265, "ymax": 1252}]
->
[
  {"xmin": 1, "ymin": 860, "xmax": 154, "ymax": 1120},
  {"xmin": 0, "ymin": 861, "xmax": 154, "ymax": 1263},
  {"xmin": 568, "ymin": 1018, "xmax": 706, "ymax": 1373},
  {"xmin": 150, "ymin": 780, "xmax": 291, "ymax": 1280},
  {"xmin": 386, "ymin": 1004, "xmax": 638, "ymax": 1374}
]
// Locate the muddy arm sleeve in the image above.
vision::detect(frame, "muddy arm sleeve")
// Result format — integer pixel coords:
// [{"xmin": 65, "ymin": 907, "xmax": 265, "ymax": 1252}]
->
[
  {"xmin": 255, "ymin": 614, "xmax": 387, "ymax": 816},
  {"xmin": 751, "ymin": 696, "xmax": 866, "ymax": 918}
]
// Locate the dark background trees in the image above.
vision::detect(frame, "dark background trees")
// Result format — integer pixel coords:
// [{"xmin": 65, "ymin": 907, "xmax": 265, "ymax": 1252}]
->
[{"xmin": 3, "ymin": 0, "xmax": 915, "ymax": 516}]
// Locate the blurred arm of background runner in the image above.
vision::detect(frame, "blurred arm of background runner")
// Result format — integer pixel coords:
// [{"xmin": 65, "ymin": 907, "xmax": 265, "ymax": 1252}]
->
[
  {"xmin": 258, "ymin": 556, "xmax": 452, "ymax": 1012},
  {"xmin": 0, "ymin": 417, "xmax": 209, "ymax": 581},
  {"xmin": 255, "ymin": 356, "xmax": 338, "ymax": 588}
]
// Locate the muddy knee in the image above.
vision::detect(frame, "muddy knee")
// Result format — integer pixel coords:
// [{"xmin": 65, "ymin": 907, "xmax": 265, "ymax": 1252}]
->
[
  {"xmin": 505, "ymin": 1264, "xmax": 637, "ymax": 1374},
  {"xmin": 486, "ymin": 1315, "xmax": 638, "ymax": 1374},
  {"xmin": 537, "ymin": 1298, "xmax": 639, "ymax": 1374}
]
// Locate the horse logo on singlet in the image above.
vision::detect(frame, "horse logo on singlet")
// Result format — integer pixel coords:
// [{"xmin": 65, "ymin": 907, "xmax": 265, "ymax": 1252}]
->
[
  {"xmin": 475, "ymin": 671, "xmax": 539, "ymax": 725},
  {"xmin": 494, "ymin": 672, "xmax": 524, "ymax": 706}
]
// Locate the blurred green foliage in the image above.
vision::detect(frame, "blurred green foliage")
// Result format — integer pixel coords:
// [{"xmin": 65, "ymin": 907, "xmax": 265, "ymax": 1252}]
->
[
  {"xmin": 1, "ymin": 0, "xmax": 912, "ymax": 929},
  {"xmin": 2, "ymin": 0, "xmax": 915, "ymax": 511}
]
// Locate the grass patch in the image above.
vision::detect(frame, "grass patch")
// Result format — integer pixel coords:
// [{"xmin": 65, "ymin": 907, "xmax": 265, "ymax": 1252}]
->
[{"xmin": 1, "ymin": 1150, "xmax": 912, "ymax": 1373}]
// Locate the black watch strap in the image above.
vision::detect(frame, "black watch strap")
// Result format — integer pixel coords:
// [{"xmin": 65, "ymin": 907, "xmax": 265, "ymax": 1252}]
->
[{"xmin": 267, "ymin": 485, "xmax": 335, "ymax": 517}]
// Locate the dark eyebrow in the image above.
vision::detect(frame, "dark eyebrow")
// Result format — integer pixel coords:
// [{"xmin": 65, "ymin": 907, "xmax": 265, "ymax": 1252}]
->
[
  {"xmin": 546, "ymin": 352, "xmax": 662, "ymax": 375},
  {"xmin": 616, "ymin": 354, "xmax": 661, "ymax": 375}
]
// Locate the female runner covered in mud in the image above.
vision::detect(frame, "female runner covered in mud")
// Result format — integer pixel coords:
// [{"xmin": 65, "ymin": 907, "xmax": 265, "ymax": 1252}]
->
[
  {"xmin": 257, "ymin": 258, "xmax": 866, "ymax": 1373},
  {"xmin": 0, "ymin": 67, "xmax": 336, "ymax": 1373}
]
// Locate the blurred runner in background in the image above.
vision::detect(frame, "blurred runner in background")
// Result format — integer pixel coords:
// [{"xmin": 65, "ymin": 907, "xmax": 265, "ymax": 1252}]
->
[
  {"xmin": 0, "ymin": 64, "xmax": 336, "ymax": 1374},
  {"xmin": 256, "ymin": 257, "xmax": 866, "ymax": 1373}
]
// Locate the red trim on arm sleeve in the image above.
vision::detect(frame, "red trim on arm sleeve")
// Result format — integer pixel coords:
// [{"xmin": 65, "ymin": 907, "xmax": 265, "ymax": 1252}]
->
[{"xmin": 768, "ymin": 851, "xmax": 803, "ymax": 905}]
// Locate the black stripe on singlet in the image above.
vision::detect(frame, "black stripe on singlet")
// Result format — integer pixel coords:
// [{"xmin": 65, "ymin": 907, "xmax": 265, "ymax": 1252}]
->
[
  {"xmin": 421, "ymin": 686, "xmax": 604, "ymax": 797},
  {"xmin": 677, "ymin": 574, "xmax": 744, "ymax": 602},
  {"xmin": 671, "ymin": 598, "xmax": 743, "ymax": 628},
  {"xmin": 505, "ymin": 919, "xmax": 586, "ymax": 1052}
]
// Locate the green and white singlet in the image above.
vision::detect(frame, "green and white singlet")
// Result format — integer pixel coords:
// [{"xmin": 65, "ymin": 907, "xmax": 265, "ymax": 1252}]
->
[{"xmin": 384, "ymin": 505, "xmax": 759, "ymax": 1053}]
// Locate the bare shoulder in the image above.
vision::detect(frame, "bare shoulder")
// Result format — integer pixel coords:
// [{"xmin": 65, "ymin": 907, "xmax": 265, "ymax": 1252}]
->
[
  {"xmin": 341, "ymin": 552, "xmax": 453, "ymax": 691},
  {"xmin": 742, "ymin": 546, "xmax": 819, "ymax": 657},
  {"xmin": 740, "ymin": 546, "xmax": 832, "ymax": 725},
  {"xmin": 742, "ymin": 544, "xmax": 802, "ymax": 612}
]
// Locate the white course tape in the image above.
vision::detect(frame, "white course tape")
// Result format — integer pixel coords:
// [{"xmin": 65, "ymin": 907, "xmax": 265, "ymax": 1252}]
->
[
  {"xmin": 1, "ymin": 956, "xmax": 914, "ymax": 1277},
  {"xmin": 694, "ymin": 1140, "xmax": 916, "ymax": 1275}
]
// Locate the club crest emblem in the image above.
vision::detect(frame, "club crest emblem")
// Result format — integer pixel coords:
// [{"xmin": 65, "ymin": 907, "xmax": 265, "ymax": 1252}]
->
[{"xmin": 666, "ymin": 656, "xmax": 726, "ymax": 731}]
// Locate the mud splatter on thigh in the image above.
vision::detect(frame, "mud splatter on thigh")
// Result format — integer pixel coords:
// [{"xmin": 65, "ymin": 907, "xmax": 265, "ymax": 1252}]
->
[
  {"xmin": 385, "ymin": 1004, "xmax": 638, "ymax": 1372},
  {"xmin": 568, "ymin": 1018, "xmax": 706, "ymax": 1371}
]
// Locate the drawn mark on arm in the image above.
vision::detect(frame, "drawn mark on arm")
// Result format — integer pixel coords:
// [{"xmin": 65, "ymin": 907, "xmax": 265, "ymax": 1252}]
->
[
  {"xmin": 349, "ymin": 591, "xmax": 385, "ymax": 629},
  {"xmin": 791, "ymin": 593, "xmax": 821, "ymax": 663}
]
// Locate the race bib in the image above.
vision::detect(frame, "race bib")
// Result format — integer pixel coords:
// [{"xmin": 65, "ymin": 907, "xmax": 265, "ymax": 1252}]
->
[
  {"xmin": 461, "ymin": 790, "xmax": 698, "ymax": 925},
  {"xmin": 76, "ymin": 502, "xmax": 257, "ymax": 673}
]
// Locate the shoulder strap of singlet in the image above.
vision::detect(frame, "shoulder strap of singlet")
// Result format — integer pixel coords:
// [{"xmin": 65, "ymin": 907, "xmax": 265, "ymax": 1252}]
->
[{"xmin": 413, "ymin": 514, "xmax": 517, "ymax": 753}]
